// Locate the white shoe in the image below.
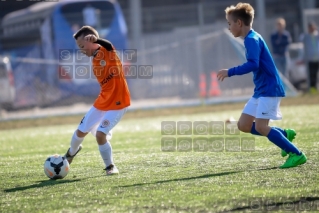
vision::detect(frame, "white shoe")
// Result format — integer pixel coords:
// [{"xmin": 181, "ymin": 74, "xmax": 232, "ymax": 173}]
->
[{"xmin": 104, "ymin": 164, "xmax": 119, "ymax": 175}]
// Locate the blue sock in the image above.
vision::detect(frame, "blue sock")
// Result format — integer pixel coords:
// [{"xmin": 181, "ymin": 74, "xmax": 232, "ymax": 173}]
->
[
  {"xmin": 276, "ymin": 127, "xmax": 287, "ymax": 137},
  {"xmin": 251, "ymin": 122, "xmax": 287, "ymax": 137},
  {"xmin": 267, "ymin": 128, "xmax": 301, "ymax": 155},
  {"xmin": 250, "ymin": 122, "xmax": 261, "ymax": 135}
]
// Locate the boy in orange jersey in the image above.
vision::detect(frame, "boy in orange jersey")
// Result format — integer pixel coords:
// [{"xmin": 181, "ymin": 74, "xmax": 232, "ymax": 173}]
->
[{"xmin": 64, "ymin": 26, "xmax": 130, "ymax": 175}]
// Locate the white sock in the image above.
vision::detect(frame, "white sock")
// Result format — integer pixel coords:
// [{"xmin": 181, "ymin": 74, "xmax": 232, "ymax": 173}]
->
[
  {"xmin": 99, "ymin": 142, "xmax": 113, "ymax": 167},
  {"xmin": 69, "ymin": 131, "xmax": 84, "ymax": 156}
]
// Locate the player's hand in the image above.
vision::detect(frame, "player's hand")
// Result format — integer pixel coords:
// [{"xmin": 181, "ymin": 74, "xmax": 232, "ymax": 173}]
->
[
  {"xmin": 217, "ymin": 69, "xmax": 229, "ymax": 81},
  {"xmin": 84, "ymin": 34, "xmax": 97, "ymax": 43}
]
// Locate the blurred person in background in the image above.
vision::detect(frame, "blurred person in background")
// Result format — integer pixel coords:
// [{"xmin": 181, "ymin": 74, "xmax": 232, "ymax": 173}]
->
[
  {"xmin": 83, "ymin": 4, "xmax": 98, "ymax": 28},
  {"xmin": 270, "ymin": 18, "xmax": 292, "ymax": 77},
  {"xmin": 72, "ymin": 23, "xmax": 80, "ymax": 33},
  {"xmin": 300, "ymin": 22, "xmax": 319, "ymax": 94}
]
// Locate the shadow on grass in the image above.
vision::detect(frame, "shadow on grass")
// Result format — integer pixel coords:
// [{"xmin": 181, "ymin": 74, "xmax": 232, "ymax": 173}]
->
[
  {"xmin": 255, "ymin": 166, "xmax": 278, "ymax": 171},
  {"xmin": 3, "ymin": 179, "xmax": 81, "ymax": 193},
  {"xmin": 3, "ymin": 174, "xmax": 105, "ymax": 193},
  {"xmin": 222, "ymin": 196, "xmax": 319, "ymax": 212},
  {"xmin": 120, "ymin": 166, "xmax": 278, "ymax": 188}
]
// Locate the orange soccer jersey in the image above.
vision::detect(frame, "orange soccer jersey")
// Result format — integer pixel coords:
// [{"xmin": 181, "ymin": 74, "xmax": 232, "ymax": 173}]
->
[{"xmin": 92, "ymin": 45, "xmax": 130, "ymax": 110}]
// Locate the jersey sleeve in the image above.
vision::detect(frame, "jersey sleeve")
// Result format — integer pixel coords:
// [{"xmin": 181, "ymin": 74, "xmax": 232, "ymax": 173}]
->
[
  {"xmin": 228, "ymin": 37, "xmax": 260, "ymax": 77},
  {"xmin": 94, "ymin": 38, "xmax": 114, "ymax": 51}
]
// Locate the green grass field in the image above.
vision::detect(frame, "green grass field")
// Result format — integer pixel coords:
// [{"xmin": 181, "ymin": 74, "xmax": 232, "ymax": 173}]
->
[{"xmin": 1, "ymin": 104, "xmax": 319, "ymax": 213}]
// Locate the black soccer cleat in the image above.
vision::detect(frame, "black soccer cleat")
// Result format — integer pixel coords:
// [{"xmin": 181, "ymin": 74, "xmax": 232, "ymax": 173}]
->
[
  {"xmin": 64, "ymin": 145, "xmax": 82, "ymax": 165},
  {"xmin": 104, "ymin": 164, "xmax": 119, "ymax": 175}
]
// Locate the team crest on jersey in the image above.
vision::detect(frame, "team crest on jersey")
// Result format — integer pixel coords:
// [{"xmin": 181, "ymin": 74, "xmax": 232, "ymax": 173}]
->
[
  {"xmin": 100, "ymin": 60, "xmax": 106, "ymax": 66},
  {"xmin": 100, "ymin": 119, "xmax": 110, "ymax": 128}
]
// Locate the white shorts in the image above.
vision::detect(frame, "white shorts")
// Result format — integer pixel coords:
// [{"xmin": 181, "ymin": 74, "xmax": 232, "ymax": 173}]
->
[
  {"xmin": 242, "ymin": 97, "xmax": 282, "ymax": 120},
  {"xmin": 78, "ymin": 106, "xmax": 128, "ymax": 140}
]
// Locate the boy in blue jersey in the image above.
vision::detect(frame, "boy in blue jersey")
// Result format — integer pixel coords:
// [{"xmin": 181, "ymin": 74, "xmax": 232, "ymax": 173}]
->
[{"xmin": 217, "ymin": 3, "xmax": 307, "ymax": 168}]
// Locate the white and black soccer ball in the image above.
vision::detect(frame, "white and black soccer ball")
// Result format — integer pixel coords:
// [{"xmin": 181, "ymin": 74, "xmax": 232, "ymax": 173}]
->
[{"xmin": 44, "ymin": 154, "xmax": 70, "ymax": 180}]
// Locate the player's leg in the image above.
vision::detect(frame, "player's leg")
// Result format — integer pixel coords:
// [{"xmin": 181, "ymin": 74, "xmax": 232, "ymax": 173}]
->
[
  {"xmin": 64, "ymin": 106, "xmax": 104, "ymax": 164},
  {"xmin": 254, "ymin": 118, "xmax": 298, "ymax": 152},
  {"xmin": 250, "ymin": 121, "xmax": 296, "ymax": 157},
  {"xmin": 256, "ymin": 97, "xmax": 306, "ymax": 168},
  {"xmin": 237, "ymin": 97, "xmax": 257, "ymax": 133},
  {"xmin": 244, "ymin": 97, "xmax": 296, "ymax": 157},
  {"xmin": 236, "ymin": 113, "xmax": 294, "ymax": 146},
  {"xmin": 250, "ymin": 121, "xmax": 288, "ymax": 137},
  {"xmin": 95, "ymin": 107, "xmax": 128, "ymax": 175},
  {"xmin": 237, "ymin": 113, "xmax": 255, "ymax": 133},
  {"xmin": 236, "ymin": 112, "xmax": 294, "ymax": 155},
  {"xmin": 309, "ymin": 62, "xmax": 319, "ymax": 94},
  {"xmin": 90, "ymin": 125, "xmax": 113, "ymax": 141},
  {"xmin": 256, "ymin": 117, "xmax": 306, "ymax": 168},
  {"xmin": 64, "ymin": 129, "xmax": 87, "ymax": 164},
  {"xmin": 279, "ymin": 128, "xmax": 296, "ymax": 157},
  {"xmin": 251, "ymin": 98, "xmax": 296, "ymax": 157}
]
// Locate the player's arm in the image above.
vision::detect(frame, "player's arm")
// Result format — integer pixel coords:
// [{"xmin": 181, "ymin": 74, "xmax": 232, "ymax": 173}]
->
[
  {"xmin": 83, "ymin": 34, "xmax": 115, "ymax": 51},
  {"xmin": 94, "ymin": 38, "xmax": 114, "ymax": 51},
  {"xmin": 227, "ymin": 38, "xmax": 260, "ymax": 77}
]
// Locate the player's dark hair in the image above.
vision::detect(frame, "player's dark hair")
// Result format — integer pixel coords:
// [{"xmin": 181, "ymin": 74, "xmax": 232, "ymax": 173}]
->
[
  {"xmin": 225, "ymin": 3, "xmax": 254, "ymax": 26},
  {"xmin": 73, "ymin": 26, "xmax": 99, "ymax": 40}
]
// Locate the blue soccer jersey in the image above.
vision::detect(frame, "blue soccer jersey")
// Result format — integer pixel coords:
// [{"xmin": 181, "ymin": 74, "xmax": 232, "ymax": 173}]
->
[{"xmin": 228, "ymin": 29, "xmax": 285, "ymax": 98}]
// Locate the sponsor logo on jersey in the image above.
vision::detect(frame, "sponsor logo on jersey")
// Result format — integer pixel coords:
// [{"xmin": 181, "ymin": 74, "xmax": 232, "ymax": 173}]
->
[{"xmin": 100, "ymin": 60, "xmax": 106, "ymax": 66}]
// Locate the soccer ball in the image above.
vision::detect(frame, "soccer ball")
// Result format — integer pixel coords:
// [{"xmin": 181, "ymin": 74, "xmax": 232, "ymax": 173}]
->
[{"xmin": 44, "ymin": 154, "xmax": 69, "ymax": 180}]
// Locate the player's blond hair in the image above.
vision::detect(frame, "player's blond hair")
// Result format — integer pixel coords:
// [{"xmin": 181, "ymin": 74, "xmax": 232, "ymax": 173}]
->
[
  {"xmin": 225, "ymin": 2, "xmax": 254, "ymax": 26},
  {"xmin": 276, "ymin": 18, "xmax": 286, "ymax": 28}
]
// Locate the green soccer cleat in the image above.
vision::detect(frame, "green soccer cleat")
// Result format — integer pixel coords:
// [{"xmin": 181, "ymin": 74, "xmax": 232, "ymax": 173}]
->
[
  {"xmin": 281, "ymin": 129, "xmax": 296, "ymax": 157},
  {"xmin": 280, "ymin": 152, "xmax": 307, "ymax": 169}
]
